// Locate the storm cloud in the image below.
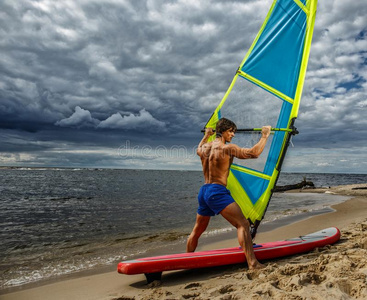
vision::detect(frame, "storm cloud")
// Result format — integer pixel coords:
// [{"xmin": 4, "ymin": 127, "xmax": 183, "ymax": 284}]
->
[{"xmin": 0, "ymin": 0, "xmax": 366, "ymax": 172}]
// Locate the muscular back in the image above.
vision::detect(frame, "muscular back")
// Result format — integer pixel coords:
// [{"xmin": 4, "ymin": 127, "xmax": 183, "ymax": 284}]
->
[
  {"xmin": 198, "ymin": 126, "xmax": 271, "ymax": 186},
  {"xmin": 198, "ymin": 141, "xmax": 232, "ymax": 186},
  {"xmin": 199, "ymin": 142, "xmax": 212, "ymax": 183},
  {"xmin": 208, "ymin": 141, "xmax": 233, "ymax": 186}
]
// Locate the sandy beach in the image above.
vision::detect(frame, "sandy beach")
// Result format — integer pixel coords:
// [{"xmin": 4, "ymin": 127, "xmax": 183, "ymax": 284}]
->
[{"xmin": 1, "ymin": 183, "xmax": 366, "ymax": 300}]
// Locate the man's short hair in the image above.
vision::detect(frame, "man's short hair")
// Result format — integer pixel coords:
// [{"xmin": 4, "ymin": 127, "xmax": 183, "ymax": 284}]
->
[{"xmin": 216, "ymin": 118, "xmax": 237, "ymax": 137}]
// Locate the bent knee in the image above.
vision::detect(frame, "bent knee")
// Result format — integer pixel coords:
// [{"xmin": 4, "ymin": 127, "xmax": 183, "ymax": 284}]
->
[
  {"xmin": 235, "ymin": 218, "xmax": 251, "ymax": 230},
  {"xmin": 243, "ymin": 217, "xmax": 250, "ymax": 227}
]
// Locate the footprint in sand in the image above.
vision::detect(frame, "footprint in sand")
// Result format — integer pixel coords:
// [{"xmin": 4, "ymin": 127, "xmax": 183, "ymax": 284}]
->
[{"xmin": 184, "ymin": 282, "xmax": 201, "ymax": 289}]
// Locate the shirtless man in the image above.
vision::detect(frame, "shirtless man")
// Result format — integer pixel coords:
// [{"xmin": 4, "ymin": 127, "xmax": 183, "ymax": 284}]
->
[{"xmin": 186, "ymin": 118, "xmax": 271, "ymax": 270}]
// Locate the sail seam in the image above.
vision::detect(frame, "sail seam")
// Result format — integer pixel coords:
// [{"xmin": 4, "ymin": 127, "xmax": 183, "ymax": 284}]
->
[
  {"xmin": 237, "ymin": 70, "xmax": 294, "ymax": 104},
  {"xmin": 293, "ymin": 0, "xmax": 309, "ymax": 15},
  {"xmin": 230, "ymin": 164, "xmax": 272, "ymax": 181}
]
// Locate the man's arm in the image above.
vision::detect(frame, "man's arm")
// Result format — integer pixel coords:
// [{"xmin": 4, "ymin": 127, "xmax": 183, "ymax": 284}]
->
[
  {"xmin": 197, "ymin": 128, "xmax": 215, "ymax": 157},
  {"xmin": 229, "ymin": 126, "xmax": 271, "ymax": 159}
]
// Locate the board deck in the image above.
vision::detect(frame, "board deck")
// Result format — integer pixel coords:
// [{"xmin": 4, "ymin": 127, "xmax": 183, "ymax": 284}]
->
[{"xmin": 117, "ymin": 227, "xmax": 340, "ymax": 283}]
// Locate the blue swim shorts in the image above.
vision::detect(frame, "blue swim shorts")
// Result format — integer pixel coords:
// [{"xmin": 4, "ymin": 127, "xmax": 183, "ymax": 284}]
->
[{"xmin": 197, "ymin": 184, "xmax": 235, "ymax": 216}]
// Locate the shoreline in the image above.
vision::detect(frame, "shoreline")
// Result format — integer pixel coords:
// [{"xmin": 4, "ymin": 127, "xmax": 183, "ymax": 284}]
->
[
  {"xmin": 1, "ymin": 183, "xmax": 366, "ymax": 300},
  {"xmin": 0, "ymin": 201, "xmax": 338, "ymax": 296},
  {"xmin": 0, "ymin": 194, "xmax": 346, "ymax": 295}
]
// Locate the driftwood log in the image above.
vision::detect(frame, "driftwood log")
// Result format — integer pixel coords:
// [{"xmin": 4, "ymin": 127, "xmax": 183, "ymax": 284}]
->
[{"xmin": 274, "ymin": 178, "xmax": 314, "ymax": 192}]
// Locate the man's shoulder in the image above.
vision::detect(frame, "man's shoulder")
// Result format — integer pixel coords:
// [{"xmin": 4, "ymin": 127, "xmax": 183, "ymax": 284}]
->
[
  {"xmin": 223, "ymin": 143, "xmax": 240, "ymax": 150},
  {"xmin": 198, "ymin": 142, "xmax": 213, "ymax": 158},
  {"xmin": 222, "ymin": 143, "xmax": 243, "ymax": 157},
  {"xmin": 202, "ymin": 142, "xmax": 213, "ymax": 150}
]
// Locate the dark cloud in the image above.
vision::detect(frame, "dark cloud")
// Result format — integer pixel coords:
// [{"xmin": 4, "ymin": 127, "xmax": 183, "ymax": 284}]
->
[{"xmin": 0, "ymin": 0, "xmax": 366, "ymax": 172}]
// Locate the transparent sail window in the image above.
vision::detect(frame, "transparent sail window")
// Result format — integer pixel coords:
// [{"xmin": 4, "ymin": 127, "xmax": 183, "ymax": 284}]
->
[{"xmin": 219, "ymin": 76, "xmax": 286, "ymax": 172}]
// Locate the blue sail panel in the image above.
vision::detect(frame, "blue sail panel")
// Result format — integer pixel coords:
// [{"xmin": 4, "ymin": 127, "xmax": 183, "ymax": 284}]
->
[{"xmin": 241, "ymin": 0, "xmax": 307, "ymax": 99}]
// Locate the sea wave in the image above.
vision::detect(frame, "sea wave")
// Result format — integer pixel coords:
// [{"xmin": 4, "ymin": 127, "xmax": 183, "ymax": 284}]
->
[{"xmin": 1, "ymin": 170, "xmax": 364, "ymax": 290}]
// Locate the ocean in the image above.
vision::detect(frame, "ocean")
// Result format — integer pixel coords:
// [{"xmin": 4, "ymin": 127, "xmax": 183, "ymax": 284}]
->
[{"xmin": 0, "ymin": 168, "xmax": 366, "ymax": 291}]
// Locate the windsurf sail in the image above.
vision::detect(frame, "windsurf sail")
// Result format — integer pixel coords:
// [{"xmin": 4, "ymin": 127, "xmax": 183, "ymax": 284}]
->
[{"xmin": 204, "ymin": 0, "xmax": 318, "ymax": 236}]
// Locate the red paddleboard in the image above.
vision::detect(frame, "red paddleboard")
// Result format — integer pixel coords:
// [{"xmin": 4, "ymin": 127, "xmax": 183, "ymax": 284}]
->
[{"xmin": 117, "ymin": 227, "xmax": 340, "ymax": 283}]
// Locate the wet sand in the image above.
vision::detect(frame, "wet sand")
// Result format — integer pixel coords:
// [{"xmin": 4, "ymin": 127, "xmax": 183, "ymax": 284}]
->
[{"xmin": 1, "ymin": 183, "xmax": 366, "ymax": 300}]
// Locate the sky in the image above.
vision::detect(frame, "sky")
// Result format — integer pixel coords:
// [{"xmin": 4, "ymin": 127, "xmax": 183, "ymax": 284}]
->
[{"xmin": 0, "ymin": 0, "xmax": 366, "ymax": 173}]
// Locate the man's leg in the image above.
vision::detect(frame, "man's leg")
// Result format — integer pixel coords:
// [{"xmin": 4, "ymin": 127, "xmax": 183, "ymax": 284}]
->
[
  {"xmin": 220, "ymin": 202, "xmax": 264, "ymax": 269},
  {"xmin": 187, "ymin": 214, "xmax": 210, "ymax": 252}
]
